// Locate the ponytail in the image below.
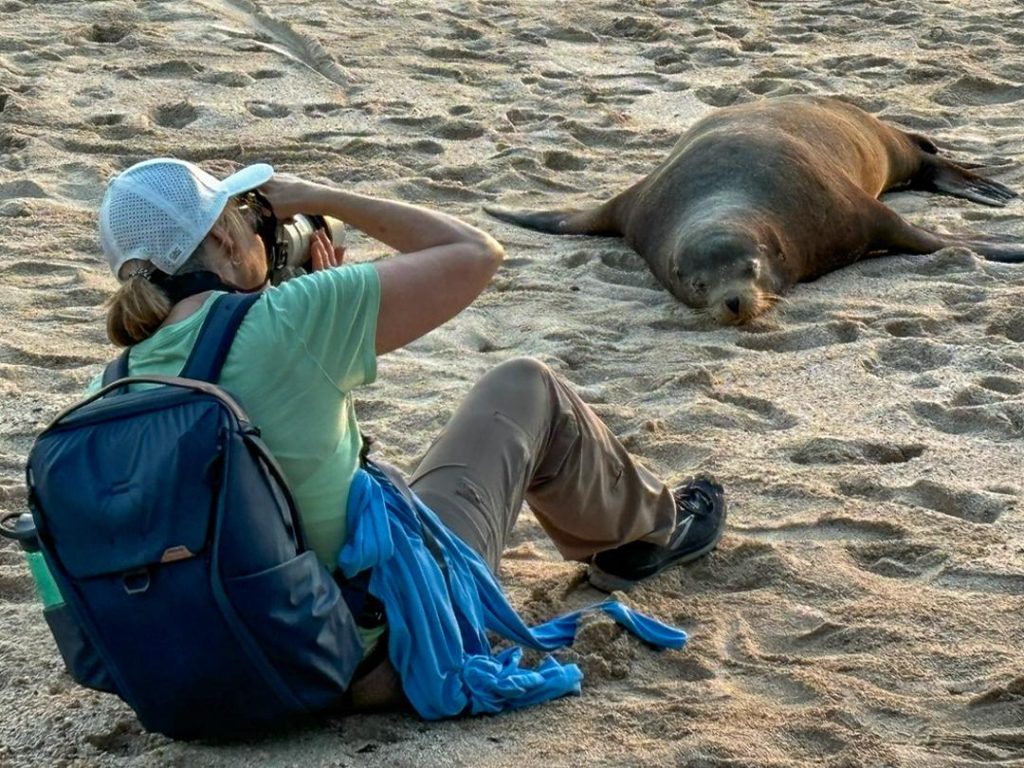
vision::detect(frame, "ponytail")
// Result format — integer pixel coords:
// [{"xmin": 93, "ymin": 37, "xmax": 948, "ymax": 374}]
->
[{"xmin": 105, "ymin": 268, "xmax": 172, "ymax": 347}]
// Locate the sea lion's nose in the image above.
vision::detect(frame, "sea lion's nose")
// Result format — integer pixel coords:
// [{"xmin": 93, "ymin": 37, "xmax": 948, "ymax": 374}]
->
[{"xmin": 726, "ymin": 297, "xmax": 741, "ymax": 315}]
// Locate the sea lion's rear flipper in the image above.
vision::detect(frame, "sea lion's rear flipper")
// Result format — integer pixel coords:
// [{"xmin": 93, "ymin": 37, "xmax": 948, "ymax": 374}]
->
[
  {"xmin": 871, "ymin": 200, "xmax": 1024, "ymax": 264},
  {"xmin": 966, "ymin": 241, "xmax": 1024, "ymax": 263},
  {"xmin": 483, "ymin": 202, "xmax": 620, "ymax": 236},
  {"xmin": 913, "ymin": 156, "xmax": 1019, "ymax": 207}
]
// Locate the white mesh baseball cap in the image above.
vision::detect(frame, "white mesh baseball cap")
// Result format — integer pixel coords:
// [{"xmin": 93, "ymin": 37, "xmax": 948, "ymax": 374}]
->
[{"xmin": 98, "ymin": 158, "xmax": 274, "ymax": 278}]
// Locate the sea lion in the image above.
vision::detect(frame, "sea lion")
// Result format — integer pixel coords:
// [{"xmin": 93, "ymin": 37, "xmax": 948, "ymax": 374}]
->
[{"xmin": 485, "ymin": 95, "xmax": 1023, "ymax": 324}]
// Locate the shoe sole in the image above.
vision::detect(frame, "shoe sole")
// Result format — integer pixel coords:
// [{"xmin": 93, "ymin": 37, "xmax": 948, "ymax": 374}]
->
[{"xmin": 587, "ymin": 510, "xmax": 727, "ymax": 594}]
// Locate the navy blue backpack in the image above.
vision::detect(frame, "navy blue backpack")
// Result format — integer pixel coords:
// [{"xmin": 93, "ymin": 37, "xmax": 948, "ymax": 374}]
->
[{"xmin": 24, "ymin": 293, "xmax": 366, "ymax": 740}]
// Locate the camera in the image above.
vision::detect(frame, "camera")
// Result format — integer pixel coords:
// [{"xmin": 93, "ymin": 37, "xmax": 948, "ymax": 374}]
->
[{"xmin": 240, "ymin": 190, "xmax": 346, "ymax": 285}]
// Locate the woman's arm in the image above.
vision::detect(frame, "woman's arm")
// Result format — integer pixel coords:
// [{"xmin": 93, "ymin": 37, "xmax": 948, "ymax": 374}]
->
[{"xmin": 260, "ymin": 177, "xmax": 505, "ymax": 355}]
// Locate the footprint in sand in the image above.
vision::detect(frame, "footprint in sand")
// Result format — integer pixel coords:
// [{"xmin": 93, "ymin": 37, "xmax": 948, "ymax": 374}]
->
[
  {"xmin": 128, "ymin": 60, "xmax": 204, "ymax": 80},
  {"xmin": 70, "ymin": 85, "xmax": 114, "ymax": 108},
  {"xmin": 0, "ymin": 262, "xmax": 81, "ymax": 286},
  {"xmin": 968, "ymin": 675, "xmax": 1024, "ymax": 708},
  {"xmin": 736, "ymin": 516, "xmax": 904, "ymax": 544},
  {"xmin": 245, "ymin": 101, "xmax": 290, "ymax": 119},
  {"xmin": 706, "ymin": 391, "xmax": 798, "ymax": 431},
  {"xmin": 671, "ymin": 388, "xmax": 797, "ymax": 434},
  {"xmin": 732, "ymin": 671, "xmax": 821, "ymax": 707},
  {"xmin": 986, "ymin": 307, "xmax": 1024, "ymax": 343},
  {"xmin": 934, "ymin": 568, "xmax": 1024, "ymax": 595},
  {"xmin": 694, "ymin": 84, "xmax": 750, "ymax": 107},
  {"xmin": 907, "ymin": 248, "xmax": 982, "ymax": 276},
  {"xmin": 85, "ymin": 21, "xmax": 134, "ymax": 44},
  {"xmin": 562, "ymin": 119, "xmax": 639, "ymax": 149},
  {"xmin": 150, "ymin": 101, "xmax": 199, "ymax": 129},
  {"xmin": 541, "ymin": 151, "xmax": 587, "ymax": 171},
  {"xmin": 911, "ymin": 399, "xmax": 1024, "ymax": 440},
  {"xmin": 385, "ymin": 115, "xmax": 485, "ymax": 141},
  {"xmin": 0, "ymin": 343, "xmax": 102, "ymax": 371},
  {"xmin": 424, "ymin": 45, "xmax": 490, "ymax": 63},
  {"xmin": 198, "ymin": 71, "xmax": 254, "ymax": 88},
  {"xmin": 250, "ymin": 68, "xmax": 285, "ymax": 80},
  {"xmin": 790, "ymin": 437, "xmax": 926, "ymax": 466},
  {"xmin": 0, "ymin": 130, "xmax": 29, "ymax": 162},
  {"xmin": 933, "ymin": 75, "xmax": 1024, "ymax": 107},
  {"xmin": 976, "ymin": 375, "xmax": 1024, "ymax": 396},
  {"xmin": 948, "ymin": 380, "xmax": 1024, "ymax": 407},
  {"xmin": 0, "ymin": 180, "xmax": 49, "ymax": 200},
  {"xmin": 589, "ymin": 250, "xmax": 661, "ymax": 292},
  {"xmin": 735, "ymin": 320, "xmax": 861, "ymax": 353},
  {"xmin": 303, "ymin": 102, "xmax": 344, "ymax": 117},
  {"xmin": 866, "ymin": 338, "xmax": 956, "ymax": 375},
  {"xmin": 837, "ymin": 477, "xmax": 1010, "ymax": 524},
  {"xmin": 881, "ymin": 315, "xmax": 955, "ymax": 338},
  {"xmin": 745, "ymin": 77, "xmax": 809, "ymax": 97},
  {"xmin": 846, "ymin": 540, "xmax": 949, "ymax": 579},
  {"xmin": 650, "ymin": 50, "xmax": 690, "ymax": 75},
  {"xmin": 788, "ymin": 619, "xmax": 905, "ymax": 655},
  {"xmin": 86, "ymin": 113, "xmax": 126, "ymax": 127}
]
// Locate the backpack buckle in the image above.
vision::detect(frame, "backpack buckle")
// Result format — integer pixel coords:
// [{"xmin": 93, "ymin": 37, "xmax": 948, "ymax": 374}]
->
[{"xmin": 122, "ymin": 568, "xmax": 151, "ymax": 595}]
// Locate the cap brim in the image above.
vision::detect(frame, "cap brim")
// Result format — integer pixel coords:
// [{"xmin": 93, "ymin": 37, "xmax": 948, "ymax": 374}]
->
[{"xmin": 218, "ymin": 163, "xmax": 274, "ymax": 196}]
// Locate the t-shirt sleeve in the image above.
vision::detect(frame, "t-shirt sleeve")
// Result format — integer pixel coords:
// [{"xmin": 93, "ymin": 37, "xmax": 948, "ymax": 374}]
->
[{"xmin": 258, "ymin": 263, "xmax": 381, "ymax": 392}]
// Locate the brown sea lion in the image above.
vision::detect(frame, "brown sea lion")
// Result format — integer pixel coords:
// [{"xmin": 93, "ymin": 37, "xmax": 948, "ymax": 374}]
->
[{"xmin": 485, "ymin": 95, "xmax": 1023, "ymax": 324}]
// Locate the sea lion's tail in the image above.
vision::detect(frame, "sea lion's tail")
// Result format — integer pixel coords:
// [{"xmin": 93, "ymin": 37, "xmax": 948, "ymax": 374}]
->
[{"xmin": 483, "ymin": 201, "xmax": 620, "ymax": 236}]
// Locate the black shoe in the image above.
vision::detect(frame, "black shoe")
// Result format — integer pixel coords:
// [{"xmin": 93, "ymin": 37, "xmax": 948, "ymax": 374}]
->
[{"xmin": 588, "ymin": 475, "xmax": 727, "ymax": 593}]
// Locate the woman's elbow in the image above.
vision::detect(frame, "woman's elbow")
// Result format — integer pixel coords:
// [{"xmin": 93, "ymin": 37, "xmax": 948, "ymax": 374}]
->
[{"xmin": 474, "ymin": 233, "xmax": 506, "ymax": 270}]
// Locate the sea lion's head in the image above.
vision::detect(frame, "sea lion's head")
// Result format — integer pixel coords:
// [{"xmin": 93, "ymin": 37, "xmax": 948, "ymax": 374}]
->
[{"xmin": 669, "ymin": 225, "xmax": 785, "ymax": 325}]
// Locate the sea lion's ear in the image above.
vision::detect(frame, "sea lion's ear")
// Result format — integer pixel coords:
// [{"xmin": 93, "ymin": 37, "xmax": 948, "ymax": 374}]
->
[
  {"xmin": 907, "ymin": 131, "xmax": 939, "ymax": 154},
  {"xmin": 758, "ymin": 240, "xmax": 785, "ymax": 262}
]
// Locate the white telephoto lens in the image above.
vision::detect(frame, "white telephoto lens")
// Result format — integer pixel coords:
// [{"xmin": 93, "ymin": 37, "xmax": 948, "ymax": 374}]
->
[
  {"xmin": 277, "ymin": 216, "xmax": 346, "ymax": 268},
  {"xmin": 321, "ymin": 216, "xmax": 346, "ymax": 251},
  {"xmin": 277, "ymin": 216, "xmax": 318, "ymax": 269}
]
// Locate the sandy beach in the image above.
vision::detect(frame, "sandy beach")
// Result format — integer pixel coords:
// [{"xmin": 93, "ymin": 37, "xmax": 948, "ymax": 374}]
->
[{"xmin": 1, "ymin": 0, "xmax": 1023, "ymax": 765}]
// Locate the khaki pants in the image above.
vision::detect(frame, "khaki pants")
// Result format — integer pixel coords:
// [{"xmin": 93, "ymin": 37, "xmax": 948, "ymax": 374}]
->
[
  {"xmin": 348, "ymin": 356, "xmax": 677, "ymax": 709},
  {"xmin": 411, "ymin": 356, "xmax": 677, "ymax": 567}
]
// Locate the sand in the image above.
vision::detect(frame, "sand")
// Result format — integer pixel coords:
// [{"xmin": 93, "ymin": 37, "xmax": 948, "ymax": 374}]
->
[{"xmin": 1, "ymin": 0, "xmax": 1023, "ymax": 765}]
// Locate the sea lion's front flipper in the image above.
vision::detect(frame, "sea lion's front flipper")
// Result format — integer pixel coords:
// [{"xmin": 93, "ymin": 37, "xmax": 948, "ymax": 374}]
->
[
  {"xmin": 483, "ymin": 202, "xmax": 621, "ymax": 236},
  {"xmin": 914, "ymin": 156, "xmax": 1019, "ymax": 207}
]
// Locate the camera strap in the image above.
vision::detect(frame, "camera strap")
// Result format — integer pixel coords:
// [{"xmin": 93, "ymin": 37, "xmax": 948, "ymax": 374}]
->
[{"xmin": 150, "ymin": 270, "xmax": 256, "ymax": 304}]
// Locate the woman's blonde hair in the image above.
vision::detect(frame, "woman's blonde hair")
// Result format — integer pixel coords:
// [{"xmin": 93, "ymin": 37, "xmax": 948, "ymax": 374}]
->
[{"xmin": 105, "ymin": 201, "xmax": 253, "ymax": 347}]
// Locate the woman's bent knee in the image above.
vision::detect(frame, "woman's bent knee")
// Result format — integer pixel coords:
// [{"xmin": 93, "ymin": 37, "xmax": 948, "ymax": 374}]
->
[{"xmin": 485, "ymin": 356, "xmax": 554, "ymax": 390}]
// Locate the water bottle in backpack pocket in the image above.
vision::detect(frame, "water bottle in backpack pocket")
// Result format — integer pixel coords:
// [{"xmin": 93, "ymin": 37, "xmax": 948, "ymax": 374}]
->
[{"xmin": 1, "ymin": 510, "xmax": 119, "ymax": 694}]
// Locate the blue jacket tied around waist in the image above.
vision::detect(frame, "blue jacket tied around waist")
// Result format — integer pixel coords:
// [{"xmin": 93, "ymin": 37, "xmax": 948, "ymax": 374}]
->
[{"xmin": 337, "ymin": 463, "xmax": 687, "ymax": 719}]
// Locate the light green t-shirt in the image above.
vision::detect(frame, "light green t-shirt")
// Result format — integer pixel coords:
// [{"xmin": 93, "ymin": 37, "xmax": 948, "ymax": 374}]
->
[{"xmin": 89, "ymin": 264, "xmax": 381, "ymax": 568}]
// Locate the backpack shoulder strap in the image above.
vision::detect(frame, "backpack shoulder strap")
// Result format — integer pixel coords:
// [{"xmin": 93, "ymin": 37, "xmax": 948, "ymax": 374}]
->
[
  {"xmin": 101, "ymin": 349, "xmax": 131, "ymax": 387},
  {"xmin": 180, "ymin": 293, "xmax": 261, "ymax": 383}
]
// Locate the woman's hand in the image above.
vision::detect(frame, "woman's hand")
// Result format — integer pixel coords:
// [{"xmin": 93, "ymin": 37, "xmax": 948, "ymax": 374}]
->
[
  {"xmin": 257, "ymin": 177, "xmax": 505, "ymax": 354},
  {"xmin": 309, "ymin": 228, "xmax": 345, "ymax": 271},
  {"xmin": 258, "ymin": 174, "xmax": 327, "ymax": 220}
]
